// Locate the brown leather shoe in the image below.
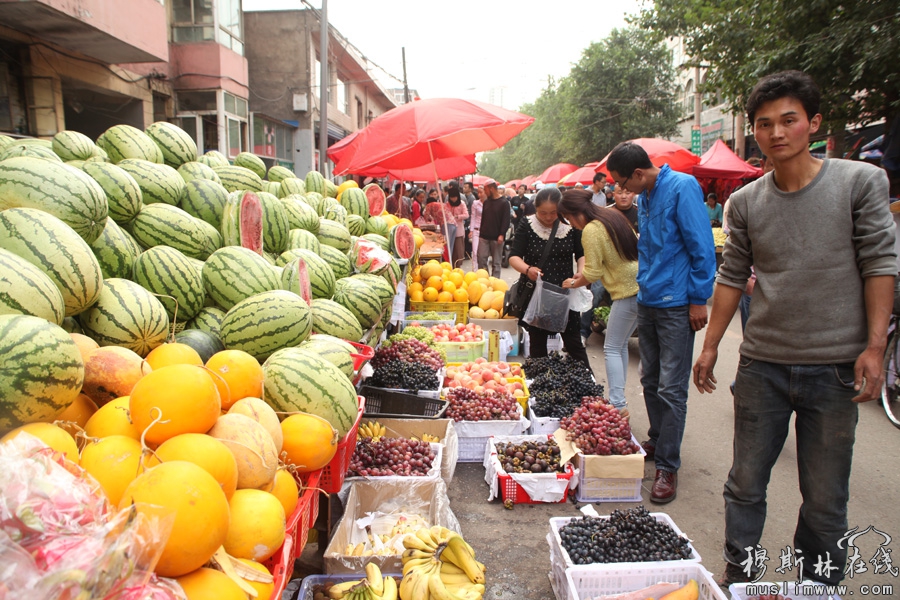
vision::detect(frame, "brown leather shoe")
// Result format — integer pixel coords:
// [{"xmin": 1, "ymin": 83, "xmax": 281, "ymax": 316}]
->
[
  {"xmin": 650, "ymin": 469, "xmax": 677, "ymax": 503},
  {"xmin": 641, "ymin": 440, "xmax": 655, "ymax": 461}
]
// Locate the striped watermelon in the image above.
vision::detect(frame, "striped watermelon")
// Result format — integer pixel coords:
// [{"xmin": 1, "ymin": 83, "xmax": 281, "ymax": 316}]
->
[
  {"xmin": 280, "ymin": 195, "xmax": 320, "ymax": 233},
  {"xmin": 325, "ymin": 180, "xmax": 338, "ymax": 198},
  {"xmin": 195, "ymin": 218, "xmax": 224, "ymax": 257},
  {"xmin": 96, "ymin": 124, "xmax": 163, "ymax": 164},
  {"xmin": 185, "ymin": 306, "xmax": 226, "ymax": 340},
  {"xmin": 363, "ymin": 183, "xmax": 386, "ymax": 216},
  {"xmin": 177, "ymin": 161, "xmax": 221, "ymax": 184},
  {"xmin": 362, "ymin": 233, "xmax": 391, "ymax": 252},
  {"xmin": 90, "ymin": 145, "xmax": 109, "ymax": 161},
  {"xmin": 304, "ymin": 170, "xmax": 327, "ymax": 196},
  {"xmin": 382, "ymin": 257, "xmax": 402, "ymax": 292},
  {"xmin": 129, "ymin": 204, "xmax": 213, "ymax": 260},
  {"xmin": 214, "ymin": 165, "xmax": 263, "ymax": 193},
  {"xmin": 179, "ymin": 178, "xmax": 229, "ymax": 227},
  {"xmin": 351, "ymin": 273, "xmax": 395, "ymax": 307},
  {"xmin": 340, "ymin": 187, "xmax": 370, "ymax": 219},
  {"xmin": 66, "ymin": 160, "xmax": 86, "ymax": 169},
  {"xmin": 389, "ymin": 223, "xmax": 416, "ymax": 259},
  {"xmin": 145, "ymin": 121, "xmax": 198, "ymax": 168},
  {"xmin": 0, "ymin": 248, "xmax": 66, "ymax": 325},
  {"xmin": 261, "ymin": 346, "xmax": 358, "ymax": 436},
  {"xmin": 317, "ymin": 219, "xmax": 351, "ymax": 253},
  {"xmin": 267, "ymin": 165, "xmax": 295, "ymax": 182},
  {"xmin": 316, "ymin": 196, "xmax": 339, "ymax": 217},
  {"xmin": 365, "ymin": 216, "xmax": 390, "ymax": 237},
  {"xmin": 90, "ymin": 217, "xmax": 143, "ymax": 280},
  {"xmin": 118, "ymin": 158, "xmax": 185, "ymax": 206},
  {"xmin": 309, "ymin": 298, "xmax": 364, "ymax": 343},
  {"xmin": 301, "ymin": 191, "xmax": 323, "ymax": 212},
  {"xmin": 298, "ymin": 336, "xmax": 355, "ymax": 379},
  {"xmin": 263, "ymin": 181, "xmax": 281, "ymax": 197},
  {"xmin": 51, "ymin": 129, "xmax": 94, "ymax": 161},
  {"xmin": 0, "ymin": 134, "xmax": 14, "ymax": 149},
  {"xmin": 61, "ymin": 316, "xmax": 84, "ymax": 335},
  {"xmin": 317, "ymin": 244, "xmax": 353, "ymax": 280},
  {"xmin": 281, "ymin": 250, "xmax": 335, "ymax": 300},
  {"xmin": 0, "ymin": 156, "xmax": 109, "ymax": 244},
  {"xmin": 322, "ymin": 203, "xmax": 348, "ymax": 226},
  {"xmin": 0, "ymin": 143, "xmax": 62, "ymax": 162},
  {"xmin": 132, "ymin": 246, "xmax": 206, "ymax": 322},
  {"xmin": 286, "ymin": 229, "xmax": 321, "ymax": 254},
  {"xmin": 221, "ymin": 191, "xmax": 264, "ymax": 253},
  {"xmin": 78, "ymin": 278, "xmax": 170, "ymax": 356},
  {"xmin": 220, "ymin": 290, "xmax": 312, "ymax": 361},
  {"xmin": 174, "ymin": 328, "xmax": 225, "ymax": 363},
  {"xmin": 82, "ymin": 161, "xmax": 144, "ymax": 225},
  {"xmin": 0, "ymin": 208, "xmax": 103, "ymax": 317},
  {"xmin": 198, "ymin": 150, "xmax": 230, "ymax": 169},
  {"xmin": 277, "ymin": 177, "xmax": 306, "ymax": 197},
  {"xmin": 332, "ymin": 276, "xmax": 385, "ymax": 330},
  {"xmin": 202, "ymin": 246, "xmax": 280, "ymax": 310},
  {"xmin": 345, "ymin": 214, "xmax": 367, "ymax": 237},
  {"xmin": 0, "ymin": 314, "xmax": 85, "ymax": 431},
  {"xmin": 257, "ymin": 191, "xmax": 290, "ymax": 254},
  {"xmin": 234, "ymin": 152, "xmax": 266, "ymax": 179},
  {"xmin": 350, "ymin": 238, "xmax": 392, "ymax": 276}
]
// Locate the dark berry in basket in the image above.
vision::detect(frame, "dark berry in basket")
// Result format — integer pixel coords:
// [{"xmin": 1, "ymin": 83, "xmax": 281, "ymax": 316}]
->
[
  {"xmin": 526, "ymin": 353, "xmax": 606, "ymax": 419},
  {"xmin": 368, "ymin": 359, "xmax": 439, "ymax": 391},
  {"xmin": 494, "ymin": 439, "xmax": 565, "ymax": 474},
  {"xmin": 557, "ymin": 506, "xmax": 693, "ymax": 565}
]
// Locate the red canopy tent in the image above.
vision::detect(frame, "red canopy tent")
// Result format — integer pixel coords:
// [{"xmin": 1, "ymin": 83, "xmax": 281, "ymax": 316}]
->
[{"xmin": 693, "ymin": 140, "xmax": 762, "ymax": 179}]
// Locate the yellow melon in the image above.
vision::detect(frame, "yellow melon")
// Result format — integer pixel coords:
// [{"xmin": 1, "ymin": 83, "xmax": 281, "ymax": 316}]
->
[
  {"xmin": 79, "ymin": 435, "xmax": 144, "ymax": 505},
  {"xmin": 437, "ymin": 291, "xmax": 454, "ymax": 303},
  {"xmin": 176, "ymin": 567, "xmax": 247, "ymax": 600},
  {"xmin": 468, "ymin": 306, "xmax": 486, "ymax": 319},
  {"xmin": 208, "ymin": 413, "xmax": 278, "ymax": 490},
  {"xmin": 145, "ymin": 342, "xmax": 203, "ymax": 370},
  {"xmin": 56, "ymin": 393, "xmax": 98, "ymax": 435},
  {"xmin": 491, "ymin": 292, "xmax": 505, "ymax": 312},
  {"xmin": 441, "ymin": 280, "xmax": 456, "ymax": 294},
  {"xmin": 467, "ymin": 281, "xmax": 485, "ymax": 305},
  {"xmin": 236, "ymin": 559, "xmax": 275, "ymax": 600},
  {"xmin": 463, "ymin": 271, "xmax": 479, "ymax": 284},
  {"xmin": 1, "ymin": 422, "xmax": 78, "ymax": 461},
  {"xmin": 223, "ymin": 489, "xmax": 286, "ymax": 562},
  {"xmin": 153, "ymin": 433, "xmax": 239, "ymax": 499},
  {"xmin": 269, "ymin": 469, "xmax": 299, "ymax": 518},
  {"xmin": 419, "ymin": 261, "xmax": 443, "ymax": 280},
  {"xmin": 119, "ymin": 461, "xmax": 230, "ymax": 577},
  {"xmin": 475, "ymin": 269, "xmax": 490, "ymax": 280},
  {"xmin": 205, "ymin": 349, "xmax": 264, "ymax": 410},
  {"xmin": 281, "ymin": 412, "xmax": 338, "ymax": 473},
  {"xmin": 422, "ymin": 287, "xmax": 439, "ymax": 302},
  {"xmin": 453, "ymin": 288, "xmax": 469, "ymax": 303},
  {"xmin": 478, "ymin": 291, "xmax": 495, "ymax": 311},
  {"xmin": 491, "ymin": 278, "xmax": 509, "ymax": 292},
  {"xmin": 484, "ymin": 308, "xmax": 500, "ymax": 319},
  {"xmin": 410, "ymin": 290, "xmax": 424, "ymax": 302},
  {"xmin": 425, "ymin": 275, "xmax": 444, "ymax": 291},
  {"xmin": 84, "ymin": 396, "xmax": 141, "ymax": 440}
]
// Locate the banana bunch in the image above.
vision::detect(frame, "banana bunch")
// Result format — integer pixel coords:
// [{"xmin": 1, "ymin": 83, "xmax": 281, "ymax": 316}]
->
[
  {"xmin": 358, "ymin": 421, "xmax": 387, "ymax": 441},
  {"xmin": 399, "ymin": 526, "xmax": 486, "ymax": 600},
  {"xmin": 328, "ymin": 562, "xmax": 398, "ymax": 600},
  {"xmin": 411, "ymin": 433, "xmax": 441, "ymax": 443},
  {"xmin": 389, "ymin": 514, "xmax": 429, "ymax": 537},
  {"xmin": 344, "ymin": 541, "xmax": 396, "ymax": 556}
]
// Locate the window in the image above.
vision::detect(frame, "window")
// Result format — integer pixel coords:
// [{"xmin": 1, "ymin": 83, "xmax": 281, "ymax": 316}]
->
[
  {"xmin": 336, "ymin": 75, "xmax": 348, "ymax": 114},
  {"xmin": 216, "ymin": 0, "xmax": 243, "ymax": 54},
  {"xmin": 177, "ymin": 90, "xmax": 217, "ymax": 112},
  {"xmin": 227, "ymin": 117, "xmax": 242, "ymax": 156},
  {"xmin": 253, "ymin": 116, "xmax": 294, "ymax": 161},
  {"xmin": 172, "ymin": 0, "xmax": 214, "ymax": 43},
  {"xmin": 224, "ymin": 92, "xmax": 247, "ymax": 118},
  {"xmin": 356, "ymin": 97, "xmax": 363, "ymax": 128},
  {"xmin": 684, "ymin": 79, "xmax": 694, "ymax": 118}
]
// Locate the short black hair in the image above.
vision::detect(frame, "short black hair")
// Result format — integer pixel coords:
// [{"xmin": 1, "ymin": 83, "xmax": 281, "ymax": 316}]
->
[
  {"xmin": 534, "ymin": 186, "xmax": 561, "ymax": 208},
  {"xmin": 707, "ymin": 192, "xmax": 717, "ymax": 200},
  {"xmin": 393, "ymin": 182, "xmax": 405, "ymax": 192},
  {"xmin": 607, "ymin": 142, "xmax": 653, "ymax": 179},
  {"xmin": 593, "ymin": 172, "xmax": 606, "ymax": 185},
  {"xmin": 746, "ymin": 70, "xmax": 821, "ymax": 126}
]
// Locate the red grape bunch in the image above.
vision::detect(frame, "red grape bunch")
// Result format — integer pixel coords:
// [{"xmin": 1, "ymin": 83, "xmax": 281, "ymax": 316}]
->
[
  {"xmin": 560, "ymin": 397, "xmax": 641, "ymax": 456},
  {"xmin": 371, "ymin": 337, "xmax": 443, "ymax": 371},
  {"xmin": 349, "ymin": 437, "xmax": 436, "ymax": 477},
  {"xmin": 445, "ymin": 387, "xmax": 520, "ymax": 422}
]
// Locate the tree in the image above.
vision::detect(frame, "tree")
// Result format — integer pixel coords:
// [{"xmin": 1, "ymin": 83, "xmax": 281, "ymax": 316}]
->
[
  {"xmin": 638, "ymin": 0, "xmax": 900, "ymax": 155},
  {"xmin": 480, "ymin": 27, "xmax": 680, "ymax": 182}
]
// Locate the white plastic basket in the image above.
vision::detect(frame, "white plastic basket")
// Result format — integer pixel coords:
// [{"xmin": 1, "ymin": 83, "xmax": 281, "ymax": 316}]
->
[
  {"xmin": 454, "ymin": 408, "xmax": 529, "ymax": 462},
  {"xmin": 566, "ymin": 562, "xmax": 727, "ymax": 600},
  {"xmin": 527, "ymin": 401, "xmax": 561, "ymax": 435}
]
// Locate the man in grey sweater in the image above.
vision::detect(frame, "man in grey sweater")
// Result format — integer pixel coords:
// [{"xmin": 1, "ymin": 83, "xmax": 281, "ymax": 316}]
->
[{"xmin": 692, "ymin": 71, "xmax": 895, "ymax": 587}]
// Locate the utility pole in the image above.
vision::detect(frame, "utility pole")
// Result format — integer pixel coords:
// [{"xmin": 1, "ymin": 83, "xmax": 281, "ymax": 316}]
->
[
  {"xmin": 318, "ymin": 0, "xmax": 329, "ymax": 176},
  {"xmin": 401, "ymin": 47, "xmax": 411, "ymax": 104}
]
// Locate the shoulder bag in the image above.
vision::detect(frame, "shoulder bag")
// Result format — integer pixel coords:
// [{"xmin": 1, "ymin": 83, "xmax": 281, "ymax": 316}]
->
[{"xmin": 503, "ymin": 220, "xmax": 559, "ymax": 319}]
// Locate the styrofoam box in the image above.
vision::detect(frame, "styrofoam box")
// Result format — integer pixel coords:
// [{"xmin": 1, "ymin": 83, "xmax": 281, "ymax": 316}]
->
[
  {"xmin": 548, "ymin": 513, "xmax": 702, "ymax": 600},
  {"xmin": 455, "ymin": 407, "xmax": 529, "ymax": 462},
  {"xmin": 729, "ymin": 581, "xmax": 842, "ymax": 600},
  {"xmin": 528, "ymin": 400, "xmax": 560, "ymax": 435},
  {"xmin": 567, "ymin": 562, "xmax": 727, "ymax": 600}
]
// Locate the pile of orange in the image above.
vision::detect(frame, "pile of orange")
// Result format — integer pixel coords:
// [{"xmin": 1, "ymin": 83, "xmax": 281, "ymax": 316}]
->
[{"xmin": 408, "ymin": 262, "xmax": 509, "ymax": 318}]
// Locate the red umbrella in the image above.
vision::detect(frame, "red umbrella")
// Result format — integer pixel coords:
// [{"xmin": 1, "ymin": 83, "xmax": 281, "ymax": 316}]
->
[
  {"xmin": 521, "ymin": 175, "xmax": 538, "ymax": 186},
  {"xmin": 366, "ymin": 155, "xmax": 476, "ymax": 182},
  {"xmin": 326, "ymin": 130, "xmax": 360, "ymax": 167},
  {"xmin": 330, "ymin": 98, "xmax": 534, "ymax": 175},
  {"xmin": 558, "ymin": 165, "xmax": 601, "ymax": 186},
  {"xmin": 537, "ymin": 163, "xmax": 579, "ymax": 184},
  {"xmin": 594, "ymin": 138, "xmax": 700, "ymax": 178},
  {"xmin": 504, "ymin": 179, "xmax": 524, "ymax": 189},
  {"xmin": 468, "ymin": 174, "xmax": 496, "ymax": 186},
  {"xmin": 692, "ymin": 139, "xmax": 762, "ymax": 179}
]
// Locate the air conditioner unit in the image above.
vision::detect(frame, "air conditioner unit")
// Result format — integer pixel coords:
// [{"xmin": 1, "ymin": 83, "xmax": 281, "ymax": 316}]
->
[{"xmin": 293, "ymin": 93, "xmax": 308, "ymax": 112}]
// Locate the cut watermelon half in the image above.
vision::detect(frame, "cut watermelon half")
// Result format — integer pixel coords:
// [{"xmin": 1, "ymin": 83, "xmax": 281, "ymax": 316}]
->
[
  {"xmin": 363, "ymin": 183, "xmax": 386, "ymax": 217},
  {"xmin": 294, "ymin": 257, "xmax": 312, "ymax": 305},
  {"xmin": 389, "ymin": 223, "xmax": 416, "ymax": 260},
  {"xmin": 240, "ymin": 191, "xmax": 264, "ymax": 255},
  {"xmin": 351, "ymin": 238, "xmax": 392, "ymax": 275}
]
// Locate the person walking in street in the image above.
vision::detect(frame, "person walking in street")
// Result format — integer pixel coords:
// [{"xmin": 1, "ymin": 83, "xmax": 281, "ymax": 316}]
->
[
  {"xmin": 469, "ymin": 186, "xmax": 485, "ymax": 270},
  {"xmin": 386, "ymin": 182, "xmax": 412, "ymax": 220},
  {"xmin": 606, "ymin": 141, "xmax": 716, "ymax": 504},
  {"xmin": 509, "ymin": 187, "xmax": 590, "ymax": 368},
  {"xmin": 691, "ymin": 70, "xmax": 896, "ymax": 588},
  {"xmin": 559, "ymin": 189, "xmax": 639, "ymax": 416},
  {"xmin": 477, "ymin": 182, "xmax": 510, "ymax": 278},
  {"xmin": 446, "ymin": 185, "xmax": 469, "ymax": 268}
]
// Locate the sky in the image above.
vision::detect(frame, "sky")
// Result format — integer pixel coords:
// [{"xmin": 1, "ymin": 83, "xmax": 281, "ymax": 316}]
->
[{"xmin": 242, "ymin": 0, "xmax": 646, "ymax": 110}]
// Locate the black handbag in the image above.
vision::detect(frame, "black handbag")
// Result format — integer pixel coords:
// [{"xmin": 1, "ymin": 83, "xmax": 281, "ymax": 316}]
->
[{"xmin": 504, "ymin": 220, "xmax": 559, "ymax": 318}]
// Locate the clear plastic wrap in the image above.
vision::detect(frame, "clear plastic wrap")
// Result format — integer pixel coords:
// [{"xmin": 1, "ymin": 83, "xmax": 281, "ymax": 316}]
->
[{"xmin": 0, "ymin": 433, "xmax": 176, "ymax": 600}]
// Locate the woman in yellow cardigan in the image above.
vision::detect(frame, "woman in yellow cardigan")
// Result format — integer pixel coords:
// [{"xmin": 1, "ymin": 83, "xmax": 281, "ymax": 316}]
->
[{"xmin": 557, "ymin": 189, "xmax": 639, "ymax": 415}]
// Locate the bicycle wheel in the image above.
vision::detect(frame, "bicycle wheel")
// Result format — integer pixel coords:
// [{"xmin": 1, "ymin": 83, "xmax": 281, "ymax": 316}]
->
[{"xmin": 881, "ymin": 329, "xmax": 900, "ymax": 429}]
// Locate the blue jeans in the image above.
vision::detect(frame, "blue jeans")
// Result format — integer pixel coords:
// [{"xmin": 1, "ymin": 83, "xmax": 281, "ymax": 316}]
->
[
  {"xmin": 580, "ymin": 280, "xmax": 607, "ymax": 338},
  {"xmin": 604, "ymin": 295, "xmax": 638, "ymax": 409},
  {"xmin": 637, "ymin": 303, "xmax": 695, "ymax": 473},
  {"xmin": 724, "ymin": 357, "xmax": 858, "ymax": 585}
]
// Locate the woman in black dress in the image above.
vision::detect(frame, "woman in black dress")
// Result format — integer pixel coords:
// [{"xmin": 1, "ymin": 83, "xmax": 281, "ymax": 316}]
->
[{"xmin": 508, "ymin": 187, "xmax": 590, "ymax": 369}]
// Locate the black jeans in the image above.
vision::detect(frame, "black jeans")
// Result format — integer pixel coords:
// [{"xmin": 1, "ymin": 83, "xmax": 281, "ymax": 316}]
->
[{"xmin": 525, "ymin": 310, "xmax": 591, "ymax": 373}]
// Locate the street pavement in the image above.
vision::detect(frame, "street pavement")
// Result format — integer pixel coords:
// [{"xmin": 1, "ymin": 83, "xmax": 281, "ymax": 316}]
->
[{"xmin": 445, "ymin": 262, "xmax": 898, "ymax": 600}]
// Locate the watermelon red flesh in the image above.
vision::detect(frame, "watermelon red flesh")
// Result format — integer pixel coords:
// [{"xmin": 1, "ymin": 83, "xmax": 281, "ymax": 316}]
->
[
  {"xmin": 294, "ymin": 258, "xmax": 312, "ymax": 305},
  {"xmin": 364, "ymin": 184, "xmax": 386, "ymax": 217},
  {"xmin": 351, "ymin": 239, "xmax": 391, "ymax": 274},
  {"xmin": 241, "ymin": 192, "xmax": 264, "ymax": 254},
  {"xmin": 391, "ymin": 224, "xmax": 416, "ymax": 259}
]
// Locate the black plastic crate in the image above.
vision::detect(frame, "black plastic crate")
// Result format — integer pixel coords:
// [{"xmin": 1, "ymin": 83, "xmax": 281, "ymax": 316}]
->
[{"xmin": 358, "ymin": 385, "xmax": 449, "ymax": 419}]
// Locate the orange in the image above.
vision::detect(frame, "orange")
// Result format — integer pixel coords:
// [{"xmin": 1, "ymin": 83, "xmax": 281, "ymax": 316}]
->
[
  {"xmin": 448, "ymin": 271, "xmax": 464, "ymax": 287},
  {"xmin": 440, "ymin": 261, "xmax": 452, "ymax": 270},
  {"xmin": 205, "ymin": 350, "xmax": 264, "ymax": 409},
  {"xmin": 437, "ymin": 291, "xmax": 454, "ymax": 302},
  {"xmin": 281, "ymin": 413, "xmax": 339, "ymax": 473},
  {"xmin": 453, "ymin": 289, "xmax": 469, "ymax": 303},
  {"xmin": 408, "ymin": 282, "xmax": 423, "ymax": 296},
  {"xmin": 422, "ymin": 287, "xmax": 439, "ymax": 302},
  {"xmin": 410, "ymin": 290, "xmax": 424, "ymax": 302},
  {"xmin": 411, "ymin": 268, "xmax": 422, "ymax": 283},
  {"xmin": 145, "ymin": 342, "xmax": 203, "ymax": 370},
  {"xmin": 442, "ymin": 280, "xmax": 456, "ymax": 294},
  {"xmin": 425, "ymin": 275, "xmax": 444, "ymax": 291}
]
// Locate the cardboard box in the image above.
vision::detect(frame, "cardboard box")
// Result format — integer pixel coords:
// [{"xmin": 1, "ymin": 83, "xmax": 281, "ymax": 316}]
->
[
  {"xmin": 324, "ymin": 478, "xmax": 460, "ymax": 575},
  {"xmin": 469, "ymin": 317, "xmax": 521, "ymax": 356},
  {"xmin": 370, "ymin": 418, "xmax": 458, "ymax": 484}
]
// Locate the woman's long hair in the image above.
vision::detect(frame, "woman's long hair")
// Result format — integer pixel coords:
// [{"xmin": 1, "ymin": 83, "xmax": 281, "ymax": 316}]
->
[{"xmin": 558, "ymin": 189, "xmax": 638, "ymax": 262}]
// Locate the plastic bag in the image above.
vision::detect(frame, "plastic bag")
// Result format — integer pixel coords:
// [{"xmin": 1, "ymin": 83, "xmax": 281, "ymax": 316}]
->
[
  {"xmin": 568, "ymin": 286, "xmax": 594, "ymax": 313},
  {"xmin": 523, "ymin": 275, "xmax": 570, "ymax": 333}
]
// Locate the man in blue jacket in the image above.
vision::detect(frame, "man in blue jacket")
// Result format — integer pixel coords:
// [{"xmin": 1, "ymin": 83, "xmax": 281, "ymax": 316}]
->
[{"xmin": 607, "ymin": 142, "xmax": 716, "ymax": 503}]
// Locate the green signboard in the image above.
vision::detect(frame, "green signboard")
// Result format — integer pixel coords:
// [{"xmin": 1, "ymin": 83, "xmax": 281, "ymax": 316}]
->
[{"xmin": 691, "ymin": 128, "xmax": 702, "ymax": 155}]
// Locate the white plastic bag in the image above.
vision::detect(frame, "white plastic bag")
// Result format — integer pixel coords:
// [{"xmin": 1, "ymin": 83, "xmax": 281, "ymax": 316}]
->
[
  {"xmin": 568, "ymin": 286, "xmax": 594, "ymax": 312},
  {"xmin": 523, "ymin": 275, "xmax": 569, "ymax": 333}
]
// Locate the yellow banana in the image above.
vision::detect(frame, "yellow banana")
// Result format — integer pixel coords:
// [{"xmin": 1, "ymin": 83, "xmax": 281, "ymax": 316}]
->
[
  {"xmin": 353, "ymin": 542, "xmax": 366, "ymax": 556},
  {"xmin": 402, "ymin": 548, "xmax": 433, "ymax": 562},
  {"xmin": 399, "ymin": 559, "xmax": 438, "ymax": 600},
  {"xmin": 366, "ymin": 562, "xmax": 385, "ymax": 596},
  {"xmin": 438, "ymin": 562, "xmax": 466, "ymax": 576},
  {"xmin": 376, "ymin": 574, "xmax": 398, "ymax": 600},
  {"xmin": 402, "ymin": 556, "xmax": 438, "ymax": 578},
  {"xmin": 402, "ymin": 533, "xmax": 433, "ymax": 553},
  {"xmin": 444, "ymin": 536, "xmax": 485, "ymax": 585},
  {"xmin": 439, "ymin": 571, "xmax": 477, "ymax": 586},
  {"xmin": 426, "ymin": 572, "xmax": 459, "ymax": 600},
  {"xmin": 415, "ymin": 528, "xmax": 439, "ymax": 550},
  {"xmin": 328, "ymin": 579, "xmax": 363, "ymax": 599},
  {"xmin": 445, "ymin": 582, "xmax": 484, "ymax": 597}
]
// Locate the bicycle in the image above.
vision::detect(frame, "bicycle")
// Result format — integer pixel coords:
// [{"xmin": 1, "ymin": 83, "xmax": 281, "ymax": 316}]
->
[{"xmin": 880, "ymin": 313, "xmax": 900, "ymax": 428}]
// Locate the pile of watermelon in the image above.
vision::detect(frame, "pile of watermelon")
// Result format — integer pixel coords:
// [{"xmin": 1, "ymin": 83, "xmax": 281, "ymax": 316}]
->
[{"xmin": 0, "ymin": 122, "xmax": 417, "ymax": 432}]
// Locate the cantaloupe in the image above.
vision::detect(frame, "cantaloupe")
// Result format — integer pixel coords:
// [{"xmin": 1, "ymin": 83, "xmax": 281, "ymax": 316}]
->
[
  {"xmin": 227, "ymin": 397, "xmax": 283, "ymax": 453},
  {"xmin": 207, "ymin": 413, "xmax": 277, "ymax": 489}
]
